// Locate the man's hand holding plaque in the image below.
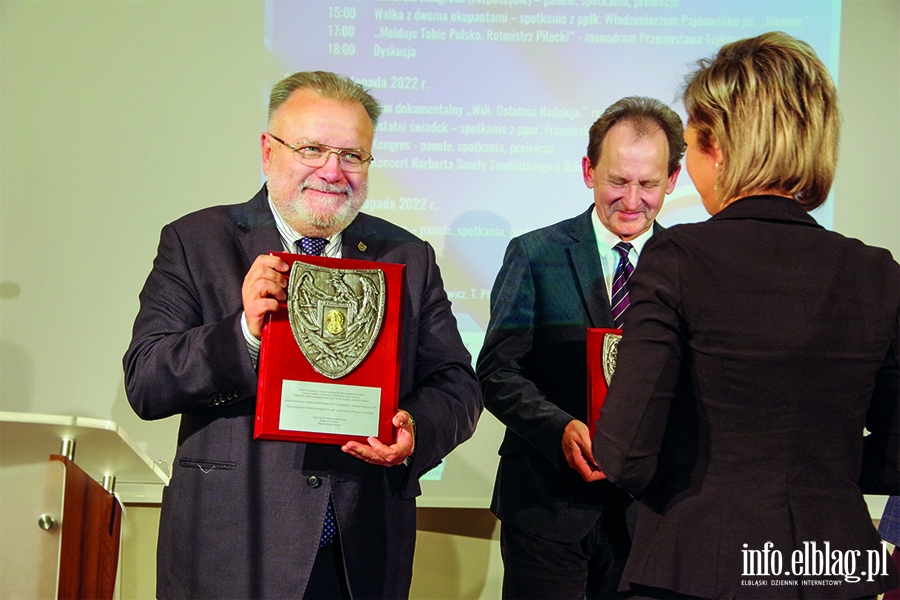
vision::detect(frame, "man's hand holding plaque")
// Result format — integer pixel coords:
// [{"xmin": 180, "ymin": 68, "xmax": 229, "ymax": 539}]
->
[
  {"xmin": 562, "ymin": 419, "xmax": 606, "ymax": 483},
  {"xmin": 342, "ymin": 409, "xmax": 415, "ymax": 466},
  {"xmin": 243, "ymin": 254, "xmax": 290, "ymax": 338}
]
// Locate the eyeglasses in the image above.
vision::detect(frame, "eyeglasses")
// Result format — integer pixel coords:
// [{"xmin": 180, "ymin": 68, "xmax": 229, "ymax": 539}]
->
[{"xmin": 267, "ymin": 133, "xmax": 374, "ymax": 172}]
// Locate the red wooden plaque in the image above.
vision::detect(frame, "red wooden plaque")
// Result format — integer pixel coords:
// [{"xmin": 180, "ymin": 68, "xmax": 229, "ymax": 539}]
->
[{"xmin": 254, "ymin": 253, "xmax": 404, "ymax": 445}]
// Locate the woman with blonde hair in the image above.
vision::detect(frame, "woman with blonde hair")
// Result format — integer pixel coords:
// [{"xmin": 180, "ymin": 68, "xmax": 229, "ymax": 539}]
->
[{"xmin": 594, "ymin": 31, "xmax": 899, "ymax": 599}]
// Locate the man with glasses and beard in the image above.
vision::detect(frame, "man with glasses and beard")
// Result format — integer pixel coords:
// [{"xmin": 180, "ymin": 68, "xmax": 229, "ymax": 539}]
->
[{"xmin": 124, "ymin": 71, "xmax": 482, "ymax": 600}]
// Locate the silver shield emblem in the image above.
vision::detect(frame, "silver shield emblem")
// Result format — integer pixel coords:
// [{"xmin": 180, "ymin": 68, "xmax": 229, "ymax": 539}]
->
[
  {"xmin": 287, "ymin": 261, "xmax": 386, "ymax": 379},
  {"xmin": 601, "ymin": 333, "xmax": 622, "ymax": 387}
]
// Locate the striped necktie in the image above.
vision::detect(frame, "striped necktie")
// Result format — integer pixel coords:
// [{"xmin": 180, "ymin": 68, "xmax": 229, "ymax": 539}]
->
[{"xmin": 610, "ymin": 241, "xmax": 634, "ymax": 329}]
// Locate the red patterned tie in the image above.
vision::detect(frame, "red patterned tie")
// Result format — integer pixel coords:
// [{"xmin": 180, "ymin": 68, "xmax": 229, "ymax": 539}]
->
[{"xmin": 610, "ymin": 242, "xmax": 634, "ymax": 329}]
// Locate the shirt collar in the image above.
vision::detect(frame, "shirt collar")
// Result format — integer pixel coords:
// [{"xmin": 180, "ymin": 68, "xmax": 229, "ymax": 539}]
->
[{"xmin": 266, "ymin": 195, "xmax": 342, "ymax": 255}]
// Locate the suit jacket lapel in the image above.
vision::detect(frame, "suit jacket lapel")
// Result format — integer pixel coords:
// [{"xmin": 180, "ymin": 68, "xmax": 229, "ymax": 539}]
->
[
  {"xmin": 567, "ymin": 207, "xmax": 613, "ymax": 328},
  {"xmin": 234, "ymin": 184, "xmax": 283, "ymax": 261},
  {"xmin": 341, "ymin": 213, "xmax": 384, "ymax": 261}
]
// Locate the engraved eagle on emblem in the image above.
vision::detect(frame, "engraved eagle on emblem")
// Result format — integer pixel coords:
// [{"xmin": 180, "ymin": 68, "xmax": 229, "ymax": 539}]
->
[
  {"xmin": 287, "ymin": 261, "xmax": 386, "ymax": 379},
  {"xmin": 601, "ymin": 333, "xmax": 622, "ymax": 387}
]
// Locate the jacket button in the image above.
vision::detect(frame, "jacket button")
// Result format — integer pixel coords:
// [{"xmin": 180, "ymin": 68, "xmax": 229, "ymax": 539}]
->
[{"xmin": 307, "ymin": 475, "xmax": 321, "ymax": 488}]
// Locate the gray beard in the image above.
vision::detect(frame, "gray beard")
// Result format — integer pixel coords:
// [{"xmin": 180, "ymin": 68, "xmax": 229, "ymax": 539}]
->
[{"xmin": 275, "ymin": 180, "xmax": 367, "ymax": 235}]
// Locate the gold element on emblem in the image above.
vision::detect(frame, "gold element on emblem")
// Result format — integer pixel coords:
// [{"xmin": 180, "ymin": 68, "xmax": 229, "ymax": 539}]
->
[
  {"xmin": 325, "ymin": 309, "xmax": 345, "ymax": 335},
  {"xmin": 358, "ymin": 241, "xmax": 367, "ymax": 252}
]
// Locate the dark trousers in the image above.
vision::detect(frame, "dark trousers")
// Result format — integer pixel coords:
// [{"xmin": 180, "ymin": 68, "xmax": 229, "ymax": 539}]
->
[
  {"xmin": 302, "ymin": 534, "xmax": 351, "ymax": 600},
  {"xmin": 500, "ymin": 519, "xmax": 627, "ymax": 600}
]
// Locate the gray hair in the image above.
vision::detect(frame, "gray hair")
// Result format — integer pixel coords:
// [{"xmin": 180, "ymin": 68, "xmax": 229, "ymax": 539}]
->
[{"xmin": 268, "ymin": 71, "xmax": 383, "ymax": 128}]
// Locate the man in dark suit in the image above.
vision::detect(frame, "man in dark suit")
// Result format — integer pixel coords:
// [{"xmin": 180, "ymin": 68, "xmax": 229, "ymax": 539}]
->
[
  {"xmin": 123, "ymin": 71, "xmax": 482, "ymax": 599},
  {"xmin": 476, "ymin": 97, "xmax": 684, "ymax": 599}
]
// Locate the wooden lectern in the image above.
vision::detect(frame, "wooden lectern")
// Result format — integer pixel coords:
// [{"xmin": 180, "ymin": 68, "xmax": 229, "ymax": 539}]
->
[{"xmin": 0, "ymin": 412, "xmax": 169, "ymax": 599}]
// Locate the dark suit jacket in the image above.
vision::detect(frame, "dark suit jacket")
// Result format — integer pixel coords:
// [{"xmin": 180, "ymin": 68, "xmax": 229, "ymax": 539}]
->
[
  {"xmin": 594, "ymin": 196, "xmax": 900, "ymax": 599},
  {"xmin": 476, "ymin": 205, "xmax": 643, "ymax": 547},
  {"xmin": 123, "ymin": 185, "xmax": 482, "ymax": 599}
]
